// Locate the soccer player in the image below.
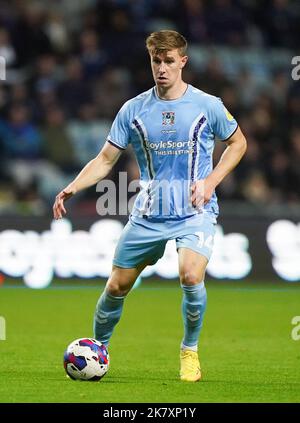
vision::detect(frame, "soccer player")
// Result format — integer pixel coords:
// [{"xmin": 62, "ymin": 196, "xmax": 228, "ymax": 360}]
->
[{"xmin": 53, "ymin": 30, "xmax": 247, "ymax": 382}]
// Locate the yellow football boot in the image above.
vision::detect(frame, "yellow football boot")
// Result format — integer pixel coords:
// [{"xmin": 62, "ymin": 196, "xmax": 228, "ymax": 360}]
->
[{"xmin": 180, "ymin": 350, "xmax": 201, "ymax": 382}]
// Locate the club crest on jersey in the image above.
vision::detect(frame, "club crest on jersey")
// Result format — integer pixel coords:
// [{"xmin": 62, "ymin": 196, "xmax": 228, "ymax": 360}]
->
[{"xmin": 162, "ymin": 111, "xmax": 175, "ymax": 125}]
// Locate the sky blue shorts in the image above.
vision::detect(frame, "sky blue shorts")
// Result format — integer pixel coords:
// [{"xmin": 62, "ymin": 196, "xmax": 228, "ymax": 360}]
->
[{"xmin": 113, "ymin": 212, "xmax": 217, "ymax": 269}]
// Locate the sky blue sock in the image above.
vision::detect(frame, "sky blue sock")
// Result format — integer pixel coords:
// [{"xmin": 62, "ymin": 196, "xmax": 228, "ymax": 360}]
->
[
  {"xmin": 181, "ymin": 282, "xmax": 207, "ymax": 348},
  {"xmin": 93, "ymin": 290, "xmax": 125, "ymax": 347}
]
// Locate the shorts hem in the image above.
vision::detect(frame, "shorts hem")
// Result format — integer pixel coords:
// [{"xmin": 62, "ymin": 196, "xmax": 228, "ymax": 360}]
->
[
  {"xmin": 112, "ymin": 260, "xmax": 142, "ymax": 269},
  {"xmin": 176, "ymin": 245, "xmax": 211, "ymax": 262}
]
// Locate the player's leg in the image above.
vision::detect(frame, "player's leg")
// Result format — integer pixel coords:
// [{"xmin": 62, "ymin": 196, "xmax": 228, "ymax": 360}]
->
[
  {"xmin": 94, "ymin": 216, "xmax": 166, "ymax": 347},
  {"xmin": 179, "ymin": 248, "xmax": 208, "ymax": 350},
  {"xmin": 94, "ymin": 263, "xmax": 147, "ymax": 347},
  {"xmin": 178, "ymin": 248, "xmax": 208, "ymax": 382},
  {"xmin": 175, "ymin": 213, "xmax": 216, "ymax": 381}
]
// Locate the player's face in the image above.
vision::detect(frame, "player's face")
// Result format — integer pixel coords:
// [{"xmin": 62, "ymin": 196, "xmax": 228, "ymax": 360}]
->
[{"xmin": 150, "ymin": 49, "xmax": 188, "ymax": 88}]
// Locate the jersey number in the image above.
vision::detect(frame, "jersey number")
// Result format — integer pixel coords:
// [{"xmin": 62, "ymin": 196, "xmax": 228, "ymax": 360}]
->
[{"xmin": 195, "ymin": 232, "xmax": 213, "ymax": 250}]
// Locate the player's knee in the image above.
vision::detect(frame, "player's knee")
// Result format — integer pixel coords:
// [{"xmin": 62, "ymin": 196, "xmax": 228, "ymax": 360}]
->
[
  {"xmin": 180, "ymin": 270, "xmax": 200, "ymax": 286},
  {"xmin": 106, "ymin": 277, "xmax": 132, "ymax": 297}
]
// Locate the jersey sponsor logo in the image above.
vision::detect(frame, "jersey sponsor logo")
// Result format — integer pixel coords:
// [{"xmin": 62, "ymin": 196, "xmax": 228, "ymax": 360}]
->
[
  {"xmin": 161, "ymin": 129, "xmax": 176, "ymax": 134},
  {"xmin": 145, "ymin": 140, "xmax": 195, "ymax": 155},
  {"xmin": 162, "ymin": 111, "xmax": 175, "ymax": 125},
  {"xmin": 145, "ymin": 140, "xmax": 194, "ymax": 150}
]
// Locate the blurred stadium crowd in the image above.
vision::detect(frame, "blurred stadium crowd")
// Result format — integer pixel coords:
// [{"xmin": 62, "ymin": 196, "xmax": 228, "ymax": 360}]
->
[{"xmin": 0, "ymin": 0, "xmax": 299, "ymax": 216}]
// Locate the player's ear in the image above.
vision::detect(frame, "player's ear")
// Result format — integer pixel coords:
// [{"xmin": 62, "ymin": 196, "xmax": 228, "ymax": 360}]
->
[{"xmin": 181, "ymin": 55, "xmax": 188, "ymax": 68}]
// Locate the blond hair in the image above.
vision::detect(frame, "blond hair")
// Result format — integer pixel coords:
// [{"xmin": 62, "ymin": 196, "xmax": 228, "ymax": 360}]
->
[{"xmin": 146, "ymin": 30, "xmax": 187, "ymax": 56}]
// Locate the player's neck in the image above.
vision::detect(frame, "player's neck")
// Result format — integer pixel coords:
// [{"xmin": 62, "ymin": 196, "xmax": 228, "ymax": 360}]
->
[{"xmin": 156, "ymin": 81, "xmax": 188, "ymax": 101}]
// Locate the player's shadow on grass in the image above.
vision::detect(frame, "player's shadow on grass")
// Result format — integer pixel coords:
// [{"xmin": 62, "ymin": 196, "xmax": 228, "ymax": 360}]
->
[
  {"xmin": 105, "ymin": 376, "xmax": 187, "ymax": 383},
  {"xmin": 202, "ymin": 380, "xmax": 300, "ymax": 387}
]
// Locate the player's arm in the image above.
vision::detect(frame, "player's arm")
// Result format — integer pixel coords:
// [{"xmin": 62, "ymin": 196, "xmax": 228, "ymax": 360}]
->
[
  {"xmin": 192, "ymin": 126, "xmax": 247, "ymax": 206},
  {"xmin": 53, "ymin": 142, "xmax": 122, "ymax": 219}
]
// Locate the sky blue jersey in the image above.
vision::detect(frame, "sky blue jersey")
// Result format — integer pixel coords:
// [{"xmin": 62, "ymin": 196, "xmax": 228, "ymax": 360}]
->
[{"xmin": 107, "ymin": 84, "xmax": 238, "ymax": 221}]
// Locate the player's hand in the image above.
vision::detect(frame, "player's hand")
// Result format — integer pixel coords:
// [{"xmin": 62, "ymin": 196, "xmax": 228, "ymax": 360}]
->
[
  {"xmin": 191, "ymin": 178, "xmax": 216, "ymax": 209},
  {"xmin": 53, "ymin": 187, "xmax": 75, "ymax": 220}
]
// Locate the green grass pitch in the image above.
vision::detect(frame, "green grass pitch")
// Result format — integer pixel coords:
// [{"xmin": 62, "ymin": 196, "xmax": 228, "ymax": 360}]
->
[{"xmin": 0, "ymin": 279, "xmax": 300, "ymax": 403}]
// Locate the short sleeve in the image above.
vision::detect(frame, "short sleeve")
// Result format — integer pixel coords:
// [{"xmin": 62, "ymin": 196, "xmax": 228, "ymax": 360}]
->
[
  {"xmin": 208, "ymin": 97, "xmax": 238, "ymax": 141},
  {"xmin": 107, "ymin": 100, "xmax": 131, "ymax": 150}
]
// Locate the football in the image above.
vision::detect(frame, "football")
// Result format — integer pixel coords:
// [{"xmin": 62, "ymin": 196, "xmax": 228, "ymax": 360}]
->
[{"xmin": 63, "ymin": 338, "xmax": 109, "ymax": 381}]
